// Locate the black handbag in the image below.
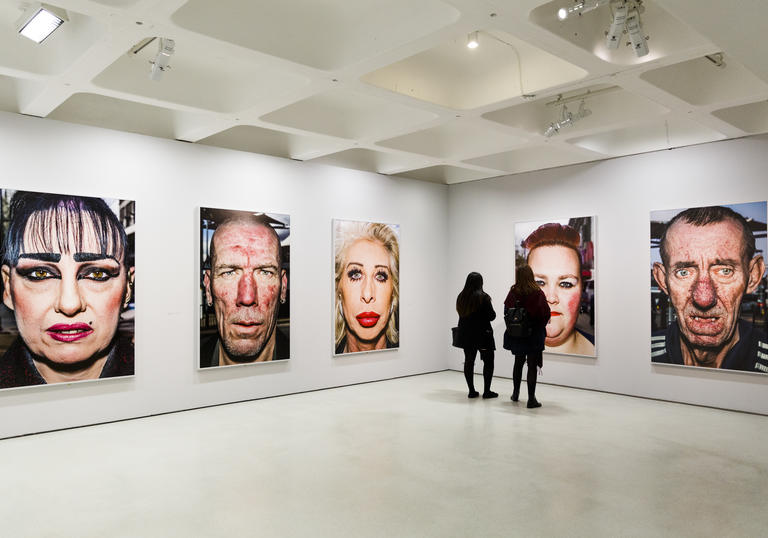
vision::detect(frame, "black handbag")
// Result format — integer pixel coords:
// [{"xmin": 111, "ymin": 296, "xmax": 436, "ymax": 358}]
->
[{"xmin": 451, "ymin": 326, "xmax": 464, "ymax": 348}]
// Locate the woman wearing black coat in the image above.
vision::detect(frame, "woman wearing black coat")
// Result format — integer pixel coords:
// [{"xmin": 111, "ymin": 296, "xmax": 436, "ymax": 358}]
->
[
  {"xmin": 456, "ymin": 272, "xmax": 497, "ymax": 399},
  {"xmin": 504, "ymin": 265, "xmax": 551, "ymax": 408}
]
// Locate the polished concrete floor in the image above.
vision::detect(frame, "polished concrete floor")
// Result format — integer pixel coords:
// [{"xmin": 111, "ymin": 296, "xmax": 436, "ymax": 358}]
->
[{"xmin": 1, "ymin": 371, "xmax": 766, "ymax": 537}]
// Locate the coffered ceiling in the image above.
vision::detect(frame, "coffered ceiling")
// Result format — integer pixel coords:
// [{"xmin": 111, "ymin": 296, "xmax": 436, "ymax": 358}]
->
[{"xmin": 1, "ymin": 0, "xmax": 766, "ymax": 184}]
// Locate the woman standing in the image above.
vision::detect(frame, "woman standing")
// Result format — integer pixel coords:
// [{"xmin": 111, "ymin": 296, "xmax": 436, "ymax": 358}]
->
[
  {"xmin": 504, "ymin": 265, "xmax": 550, "ymax": 408},
  {"xmin": 456, "ymin": 272, "xmax": 497, "ymax": 399}
]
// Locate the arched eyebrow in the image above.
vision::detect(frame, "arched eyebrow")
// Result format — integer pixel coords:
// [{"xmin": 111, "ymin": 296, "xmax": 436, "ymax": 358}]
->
[
  {"xmin": 73, "ymin": 253, "xmax": 119, "ymax": 263},
  {"xmin": 19, "ymin": 253, "xmax": 60, "ymax": 262},
  {"xmin": 347, "ymin": 261, "xmax": 389, "ymax": 270}
]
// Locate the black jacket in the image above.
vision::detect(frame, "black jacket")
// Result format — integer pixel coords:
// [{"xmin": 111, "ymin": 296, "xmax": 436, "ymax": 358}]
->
[{"xmin": 457, "ymin": 293, "xmax": 496, "ymax": 350}]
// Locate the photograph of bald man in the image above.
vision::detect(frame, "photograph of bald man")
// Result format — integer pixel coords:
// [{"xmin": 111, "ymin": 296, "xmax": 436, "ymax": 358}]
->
[{"xmin": 200, "ymin": 208, "xmax": 289, "ymax": 368}]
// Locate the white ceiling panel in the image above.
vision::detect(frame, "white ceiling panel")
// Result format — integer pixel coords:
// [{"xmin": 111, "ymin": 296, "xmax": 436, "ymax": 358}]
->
[
  {"xmin": 170, "ymin": 0, "xmax": 460, "ymax": 70},
  {"xmin": 0, "ymin": 0, "xmax": 765, "ymax": 183}
]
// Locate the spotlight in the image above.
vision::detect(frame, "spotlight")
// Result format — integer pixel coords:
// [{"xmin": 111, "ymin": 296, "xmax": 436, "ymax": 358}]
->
[
  {"xmin": 605, "ymin": 0, "xmax": 628, "ymax": 49},
  {"xmin": 626, "ymin": 10, "xmax": 649, "ymax": 57},
  {"xmin": 149, "ymin": 38, "xmax": 175, "ymax": 81},
  {"xmin": 466, "ymin": 31, "xmax": 479, "ymax": 49},
  {"xmin": 543, "ymin": 100, "xmax": 592, "ymax": 137},
  {"xmin": 544, "ymin": 123, "xmax": 559, "ymax": 138},
  {"xmin": 556, "ymin": 0, "xmax": 609, "ymax": 20},
  {"xmin": 16, "ymin": 2, "xmax": 67, "ymax": 44}
]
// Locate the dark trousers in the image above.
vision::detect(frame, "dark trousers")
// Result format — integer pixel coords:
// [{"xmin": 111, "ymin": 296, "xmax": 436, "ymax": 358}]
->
[
  {"xmin": 513, "ymin": 352, "xmax": 541, "ymax": 399},
  {"xmin": 463, "ymin": 347, "xmax": 494, "ymax": 393}
]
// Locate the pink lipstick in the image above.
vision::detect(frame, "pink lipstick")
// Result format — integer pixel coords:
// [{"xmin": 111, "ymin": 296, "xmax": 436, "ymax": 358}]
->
[
  {"xmin": 47, "ymin": 323, "xmax": 93, "ymax": 342},
  {"xmin": 356, "ymin": 312, "xmax": 380, "ymax": 328}
]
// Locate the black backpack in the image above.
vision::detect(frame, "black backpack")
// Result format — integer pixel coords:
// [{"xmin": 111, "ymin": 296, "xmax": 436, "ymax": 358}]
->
[{"xmin": 504, "ymin": 298, "xmax": 532, "ymax": 338}]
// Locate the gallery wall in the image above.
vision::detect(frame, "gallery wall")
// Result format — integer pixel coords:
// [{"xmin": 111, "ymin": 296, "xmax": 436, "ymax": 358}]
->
[
  {"xmin": 0, "ymin": 111, "xmax": 449, "ymax": 439},
  {"xmin": 447, "ymin": 134, "xmax": 768, "ymax": 414}
]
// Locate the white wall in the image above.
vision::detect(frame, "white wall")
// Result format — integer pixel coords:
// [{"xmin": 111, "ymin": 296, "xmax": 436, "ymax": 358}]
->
[
  {"xmin": 0, "ymin": 111, "xmax": 449, "ymax": 438},
  {"xmin": 448, "ymin": 135, "xmax": 768, "ymax": 414}
]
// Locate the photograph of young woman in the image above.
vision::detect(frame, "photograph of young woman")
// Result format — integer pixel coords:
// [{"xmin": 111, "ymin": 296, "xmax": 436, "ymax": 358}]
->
[{"xmin": 514, "ymin": 218, "xmax": 595, "ymax": 357}]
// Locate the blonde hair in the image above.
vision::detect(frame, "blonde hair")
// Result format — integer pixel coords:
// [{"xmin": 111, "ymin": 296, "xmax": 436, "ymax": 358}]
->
[{"xmin": 334, "ymin": 221, "xmax": 399, "ymax": 348}]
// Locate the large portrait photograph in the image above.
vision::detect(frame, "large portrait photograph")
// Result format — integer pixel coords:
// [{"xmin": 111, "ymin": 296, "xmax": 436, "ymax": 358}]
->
[
  {"xmin": 0, "ymin": 189, "xmax": 135, "ymax": 389},
  {"xmin": 199, "ymin": 207, "xmax": 289, "ymax": 368},
  {"xmin": 514, "ymin": 216, "xmax": 595, "ymax": 357},
  {"xmin": 651, "ymin": 202, "xmax": 767, "ymax": 374},
  {"xmin": 333, "ymin": 219, "xmax": 400, "ymax": 356}
]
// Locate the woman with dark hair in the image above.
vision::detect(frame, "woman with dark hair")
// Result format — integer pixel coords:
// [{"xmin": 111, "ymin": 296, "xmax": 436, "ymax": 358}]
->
[
  {"xmin": 524, "ymin": 222, "xmax": 594, "ymax": 355},
  {"xmin": 504, "ymin": 265, "xmax": 550, "ymax": 408},
  {"xmin": 456, "ymin": 272, "xmax": 497, "ymax": 399},
  {"xmin": 0, "ymin": 191, "xmax": 135, "ymax": 388}
]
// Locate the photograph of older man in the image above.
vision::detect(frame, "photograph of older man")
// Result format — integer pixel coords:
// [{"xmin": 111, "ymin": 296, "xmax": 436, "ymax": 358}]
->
[{"xmin": 651, "ymin": 204, "xmax": 767, "ymax": 373}]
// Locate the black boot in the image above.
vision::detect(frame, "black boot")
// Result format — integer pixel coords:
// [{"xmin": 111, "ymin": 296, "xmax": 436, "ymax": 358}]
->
[
  {"xmin": 481, "ymin": 352, "xmax": 497, "ymax": 398},
  {"xmin": 527, "ymin": 370, "xmax": 541, "ymax": 408}
]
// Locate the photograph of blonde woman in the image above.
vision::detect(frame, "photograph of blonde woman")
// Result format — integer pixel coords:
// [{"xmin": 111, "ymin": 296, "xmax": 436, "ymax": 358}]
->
[
  {"xmin": 333, "ymin": 220, "xmax": 399, "ymax": 355},
  {"xmin": 0, "ymin": 190, "xmax": 136, "ymax": 389},
  {"xmin": 514, "ymin": 217, "xmax": 595, "ymax": 357}
]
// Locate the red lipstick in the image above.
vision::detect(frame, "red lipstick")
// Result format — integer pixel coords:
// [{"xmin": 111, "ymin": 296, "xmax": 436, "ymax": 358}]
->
[
  {"xmin": 356, "ymin": 312, "xmax": 380, "ymax": 328},
  {"xmin": 46, "ymin": 323, "xmax": 93, "ymax": 342},
  {"xmin": 550, "ymin": 312, "xmax": 562, "ymax": 317}
]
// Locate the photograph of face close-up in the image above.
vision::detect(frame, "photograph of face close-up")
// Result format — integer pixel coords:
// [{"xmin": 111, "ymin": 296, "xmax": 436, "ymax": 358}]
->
[
  {"xmin": 200, "ymin": 208, "xmax": 290, "ymax": 368},
  {"xmin": 515, "ymin": 217, "xmax": 595, "ymax": 357},
  {"xmin": 651, "ymin": 202, "xmax": 767, "ymax": 373},
  {"xmin": 334, "ymin": 220, "xmax": 399, "ymax": 356},
  {"xmin": 0, "ymin": 190, "xmax": 135, "ymax": 389}
]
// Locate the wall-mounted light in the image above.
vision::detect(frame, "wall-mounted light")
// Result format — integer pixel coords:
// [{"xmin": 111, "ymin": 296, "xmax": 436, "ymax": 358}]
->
[
  {"xmin": 467, "ymin": 31, "xmax": 479, "ymax": 49},
  {"xmin": 16, "ymin": 2, "xmax": 67, "ymax": 44}
]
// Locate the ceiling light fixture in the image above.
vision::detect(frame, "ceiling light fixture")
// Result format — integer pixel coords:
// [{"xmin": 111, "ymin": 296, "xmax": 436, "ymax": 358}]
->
[
  {"xmin": 544, "ymin": 100, "xmax": 592, "ymax": 138},
  {"xmin": 557, "ymin": 0, "xmax": 610, "ymax": 20},
  {"xmin": 149, "ymin": 38, "xmax": 175, "ymax": 81},
  {"xmin": 605, "ymin": 0, "xmax": 628, "ymax": 49},
  {"xmin": 466, "ymin": 31, "xmax": 479, "ymax": 49},
  {"xmin": 16, "ymin": 2, "xmax": 67, "ymax": 44},
  {"xmin": 558, "ymin": 0, "xmax": 649, "ymax": 57},
  {"xmin": 606, "ymin": 0, "xmax": 648, "ymax": 57},
  {"xmin": 625, "ymin": 9, "xmax": 648, "ymax": 57}
]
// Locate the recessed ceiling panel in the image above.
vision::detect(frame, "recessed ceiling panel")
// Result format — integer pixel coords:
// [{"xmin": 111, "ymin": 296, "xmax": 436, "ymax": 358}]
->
[
  {"xmin": 395, "ymin": 165, "xmax": 497, "ymax": 184},
  {"xmin": 362, "ymin": 29, "xmax": 586, "ymax": 110},
  {"xmin": 641, "ymin": 56, "xmax": 768, "ymax": 106},
  {"xmin": 260, "ymin": 89, "xmax": 437, "ymax": 140},
  {"xmin": 712, "ymin": 101, "xmax": 768, "ymax": 134},
  {"xmin": 198, "ymin": 125, "xmax": 348, "ymax": 160},
  {"xmin": 530, "ymin": 0, "xmax": 711, "ymax": 66},
  {"xmin": 48, "ymin": 93, "xmax": 180, "ymax": 139},
  {"xmin": 377, "ymin": 120, "xmax": 527, "ymax": 160},
  {"xmin": 308, "ymin": 148, "xmax": 432, "ymax": 175},
  {"xmin": 89, "ymin": 0, "xmax": 139, "ymax": 6},
  {"xmin": 93, "ymin": 38, "xmax": 309, "ymax": 113},
  {"xmin": 483, "ymin": 85, "xmax": 668, "ymax": 136},
  {"xmin": 0, "ymin": 75, "xmax": 18, "ymax": 113},
  {"xmin": 171, "ymin": 0, "xmax": 460, "ymax": 71},
  {"xmin": 568, "ymin": 117, "xmax": 725, "ymax": 156},
  {"xmin": 464, "ymin": 145, "xmax": 601, "ymax": 175},
  {"xmin": 0, "ymin": 7, "xmax": 103, "ymax": 75}
]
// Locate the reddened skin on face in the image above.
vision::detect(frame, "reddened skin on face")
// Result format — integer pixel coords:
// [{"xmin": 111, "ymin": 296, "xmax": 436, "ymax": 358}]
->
[
  {"xmin": 653, "ymin": 218, "xmax": 766, "ymax": 356},
  {"xmin": 204, "ymin": 221, "xmax": 286, "ymax": 363}
]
